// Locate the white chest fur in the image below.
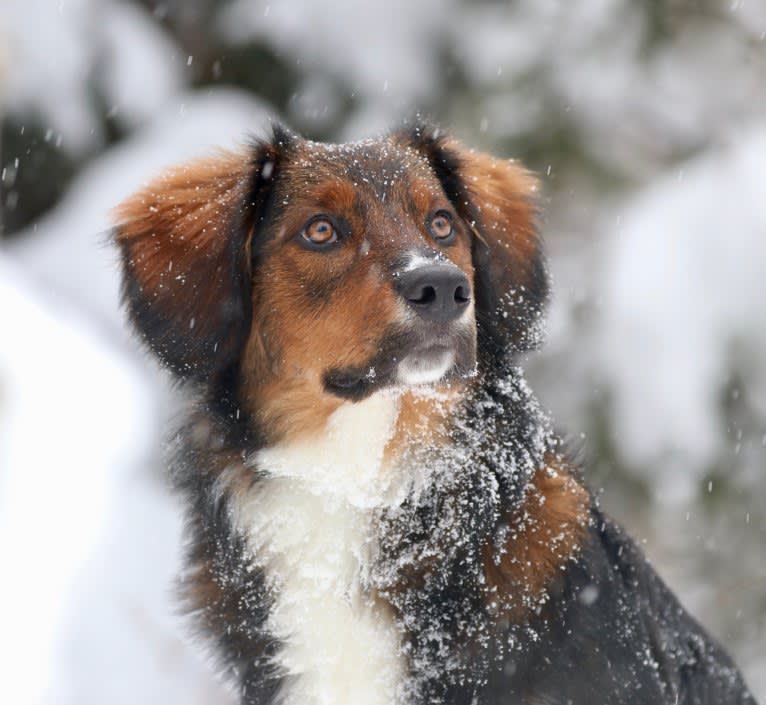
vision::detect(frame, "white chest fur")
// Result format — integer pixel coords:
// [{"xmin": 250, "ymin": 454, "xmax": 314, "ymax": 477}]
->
[{"xmin": 232, "ymin": 393, "xmax": 408, "ymax": 705}]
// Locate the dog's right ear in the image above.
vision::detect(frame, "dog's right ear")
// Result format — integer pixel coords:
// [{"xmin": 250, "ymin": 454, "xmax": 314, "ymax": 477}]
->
[{"xmin": 113, "ymin": 133, "xmax": 286, "ymax": 381}]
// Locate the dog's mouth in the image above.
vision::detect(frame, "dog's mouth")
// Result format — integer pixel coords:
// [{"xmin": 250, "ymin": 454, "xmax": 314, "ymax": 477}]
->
[
  {"xmin": 322, "ymin": 366, "xmax": 390, "ymax": 401},
  {"xmin": 322, "ymin": 328, "xmax": 476, "ymax": 401}
]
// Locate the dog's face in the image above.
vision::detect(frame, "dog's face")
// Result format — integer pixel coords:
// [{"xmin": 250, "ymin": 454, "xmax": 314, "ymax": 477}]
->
[
  {"xmin": 115, "ymin": 125, "xmax": 547, "ymax": 442},
  {"xmin": 245, "ymin": 137, "xmax": 477, "ymax": 404}
]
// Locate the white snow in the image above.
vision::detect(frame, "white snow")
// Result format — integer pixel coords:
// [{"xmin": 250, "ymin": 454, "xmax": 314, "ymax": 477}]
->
[
  {"xmin": 0, "ymin": 256, "xmax": 149, "ymax": 705},
  {"xmin": 1, "ymin": 0, "xmax": 98, "ymax": 151},
  {"xmin": 0, "ymin": 256, "xmax": 231, "ymax": 705},
  {"xmin": 0, "ymin": 0, "xmax": 183, "ymax": 152},
  {"xmin": 98, "ymin": 2, "xmax": 184, "ymax": 128},
  {"xmin": 598, "ymin": 126, "xmax": 766, "ymax": 501},
  {"xmin": 218, "ymin": 0, "xmax": 452, "ymax": 136},
  {"xmin": 0, "ymin": 90, "xmax": 274, "ymax": 705}
]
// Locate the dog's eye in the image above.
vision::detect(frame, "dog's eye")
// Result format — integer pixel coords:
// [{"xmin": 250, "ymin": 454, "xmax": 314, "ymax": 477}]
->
[
  {"xmin": 301, "ymin": 217, "xmax": 338, "ymax": 247},
  {"xmin": 428, "ymin": 211, "xmax": 454, "ymax": 242}
]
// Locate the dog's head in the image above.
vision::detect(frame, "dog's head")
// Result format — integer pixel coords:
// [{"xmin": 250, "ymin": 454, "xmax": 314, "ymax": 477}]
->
[{"xmin": 114, "ymin": 124, "xmax": 547, "ymax": 441}]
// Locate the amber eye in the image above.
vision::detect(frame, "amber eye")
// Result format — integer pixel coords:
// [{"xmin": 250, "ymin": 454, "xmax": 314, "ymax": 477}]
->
[
  {"xmin": 301, "ymin": 217, "xmax": 338, "ymax": 247},
  {"xmin": 428, "ymin": 211, "xmax": 454, "ymax": 242}
]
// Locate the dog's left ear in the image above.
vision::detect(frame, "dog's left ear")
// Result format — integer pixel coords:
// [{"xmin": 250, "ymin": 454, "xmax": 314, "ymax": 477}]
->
[
  {"xmin": 400, "ymin": 126, "xmax": 549, "ymax": 356},
  {"xmin": 113, "ymin": 139, "xmax": 282, "ymax": 382}
]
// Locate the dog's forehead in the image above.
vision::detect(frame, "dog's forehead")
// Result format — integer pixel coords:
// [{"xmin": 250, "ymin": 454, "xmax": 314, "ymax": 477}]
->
[{"xmin": 284, "ymin": 137, "xmax": 442, "ymax": 198}]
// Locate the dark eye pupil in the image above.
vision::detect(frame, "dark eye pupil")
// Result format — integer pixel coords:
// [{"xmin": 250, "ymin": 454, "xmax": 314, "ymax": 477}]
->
[{"xmin": 306, "ymin": 219, "xmax": 335, "ymax": 243}]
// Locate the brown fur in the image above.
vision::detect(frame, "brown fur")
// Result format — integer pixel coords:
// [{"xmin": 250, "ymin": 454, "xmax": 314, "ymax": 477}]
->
[
  {"xmin": 383, "ymin": 385, "xmax": 467, "ymax": 465},
  {"xmin": 235, "ymin": 145, "xmax": 476, "ymax": 444},
  {"xmin": 483, "ymin": 457, "xmax": 591, "ymax": 620},
  {"xmin": 451, "ymin": 145, "xmax": 540, "ymax": 263},
  {"xmin": 114, "ymin": 153, "xmax": 252, "ymax": 315},
  {"xmin": 113, "ymin": 150, "xmax": 258, "ymax": 378}
]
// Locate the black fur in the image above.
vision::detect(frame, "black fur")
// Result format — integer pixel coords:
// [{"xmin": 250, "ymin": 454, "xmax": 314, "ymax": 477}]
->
[
  {"xmin": 173, "ymin": 412, "xmax": 285, "ymax": 703},
  {"xmin": 374, "ymin": 362, "xmax": 555, "ymax": 703},
  {"xmin": 484, "ymin": 512, "xmax": 755, "ymax": 705}
]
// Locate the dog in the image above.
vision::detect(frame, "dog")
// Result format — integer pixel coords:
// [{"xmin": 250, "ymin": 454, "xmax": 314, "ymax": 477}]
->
[{"xmin": 114, "ymin": 123, "xmax": 756, "ymax": 705}]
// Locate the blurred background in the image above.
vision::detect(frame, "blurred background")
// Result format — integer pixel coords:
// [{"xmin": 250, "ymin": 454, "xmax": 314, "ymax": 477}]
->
[{"xmin": 1, "ymin": 1, "xmax": 764, "ymax": 703}]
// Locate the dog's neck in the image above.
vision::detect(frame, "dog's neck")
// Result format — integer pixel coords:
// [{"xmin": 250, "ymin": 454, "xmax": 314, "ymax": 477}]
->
[
  {"xmin": 253, "ymin": 391, "xmax": 405, "ymax": 506},
  {"xmin": 218, "ymin": 369, "xmax": 552, "ymax": 705}
]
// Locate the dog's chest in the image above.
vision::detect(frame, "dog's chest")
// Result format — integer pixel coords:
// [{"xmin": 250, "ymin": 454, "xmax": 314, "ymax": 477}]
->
[{"xmin": 232, "ymin": 394, "xmax": 408, "ymax": 705}]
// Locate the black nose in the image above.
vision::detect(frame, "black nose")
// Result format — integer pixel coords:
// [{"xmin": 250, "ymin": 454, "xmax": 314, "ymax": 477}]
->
[{"xmin": 396, "ymin": 264, "xmax": 471, "ymax": 322}]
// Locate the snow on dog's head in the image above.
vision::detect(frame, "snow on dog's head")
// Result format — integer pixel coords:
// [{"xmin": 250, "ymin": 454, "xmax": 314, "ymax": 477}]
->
[{"xmin": 113, "ymin": 122, "xmax": 547, "ymax": 445}]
